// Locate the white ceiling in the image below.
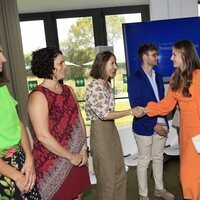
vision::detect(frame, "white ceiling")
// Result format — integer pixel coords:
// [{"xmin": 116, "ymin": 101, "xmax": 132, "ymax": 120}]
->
[{"xmin": 17, "ymin": 0, "xmax": 149, "ymax": 14}]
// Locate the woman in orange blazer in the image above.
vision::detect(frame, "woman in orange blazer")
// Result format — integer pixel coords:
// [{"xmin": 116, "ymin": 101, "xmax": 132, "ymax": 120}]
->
[{"xmin": 146, "ymin": 40, "xmax": 200, "ymax": 200}]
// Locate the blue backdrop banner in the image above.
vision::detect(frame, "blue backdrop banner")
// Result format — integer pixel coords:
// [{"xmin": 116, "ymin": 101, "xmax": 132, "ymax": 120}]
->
[{"xmin": 123, "ymin": 17, "xmax": 200, "ymax": 82}]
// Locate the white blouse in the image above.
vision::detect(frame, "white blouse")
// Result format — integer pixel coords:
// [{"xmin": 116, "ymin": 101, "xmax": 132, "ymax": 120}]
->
[{"xmin": 85, "ymin": 79, "xmax": 115, "ymax": 120}]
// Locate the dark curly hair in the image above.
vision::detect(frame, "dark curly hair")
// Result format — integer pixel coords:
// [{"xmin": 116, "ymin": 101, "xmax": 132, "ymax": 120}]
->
[
  {"xmin": 170, "ymin": 40, "xmax": 200, "ymax": 97},
  {"xmin": 90, "ymin": 51, "xmax": 116, "ymax": 80},
  {"xmin": 31, "ymin": 47, "xmax": 63, "ymax": 79},
  {"xmin": 138, "ymin": 43, "xmax": 158, "ymax": 62}
]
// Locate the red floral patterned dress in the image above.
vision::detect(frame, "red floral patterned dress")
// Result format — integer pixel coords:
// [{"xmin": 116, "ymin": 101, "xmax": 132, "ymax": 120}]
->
[{"xmin": 31, "ymin": 85, "xmax": 90, "ymax": 200}]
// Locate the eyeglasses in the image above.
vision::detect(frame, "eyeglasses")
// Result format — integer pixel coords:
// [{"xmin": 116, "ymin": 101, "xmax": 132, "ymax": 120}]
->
[{"xmin": 145, "ymin": 53, "xmax": 159, "ymax": 57}]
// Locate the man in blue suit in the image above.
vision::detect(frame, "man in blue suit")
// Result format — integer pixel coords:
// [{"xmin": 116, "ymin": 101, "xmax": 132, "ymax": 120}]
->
[{"xmin": 128, "ymin": 44, "xmax": 174, "ymax": 200}]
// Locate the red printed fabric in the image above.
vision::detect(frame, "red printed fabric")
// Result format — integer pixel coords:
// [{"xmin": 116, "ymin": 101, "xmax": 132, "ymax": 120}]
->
[{"xmin": 31, "ymin": 85, "xmax": 88, "ymax": 200}]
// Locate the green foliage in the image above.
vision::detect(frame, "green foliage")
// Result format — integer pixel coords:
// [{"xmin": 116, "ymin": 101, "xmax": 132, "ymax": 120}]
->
[
  {"xmin": 60, "ymin": 15, "xmax": 125, "ymax": 81},
  {"xmin": 106, "ymin": 15, "xmax": 125, "ymax": 46},
  {"xmin": 24, "ymin": 53, "xmax": 32, "ymax": 67},
  {"xmin": 74, "ymin": 87, "xmax": 86, "ymax": 101},
  {"xmin": 24, "ymin": 53, "xmax": 33, "ymax": 76},
  {"xmin": 60, "ymin": 17, "xmax": 94, "ymax": 67},
  {"xmin": 65, "ymin": 66, "xmax": 85, "ymax": 80}
]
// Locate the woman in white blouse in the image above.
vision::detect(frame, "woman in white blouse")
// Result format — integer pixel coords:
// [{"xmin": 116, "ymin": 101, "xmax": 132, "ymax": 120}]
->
[{"xmin": 85, "ymin": 51, "xmax": 142, "ymax": 200}]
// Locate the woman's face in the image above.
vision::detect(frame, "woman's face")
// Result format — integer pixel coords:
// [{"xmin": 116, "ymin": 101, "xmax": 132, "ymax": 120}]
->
[
  {"xmin": 0, "ymin": 48, "xmax": 7, "ymax": 72},
  {"xmin": 105, "ymin": 55, "xmax": 117, "ymax": 79},
  {"xmin": 53, "ymin": 54, "xmax": 67, "ymax": 80},
  {"xmin": 171, "ymin": 47, "xmax": 185, "ymax": 71}
]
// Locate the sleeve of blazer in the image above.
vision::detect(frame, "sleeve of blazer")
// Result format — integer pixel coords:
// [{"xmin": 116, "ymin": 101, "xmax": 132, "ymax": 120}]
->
[{"xmin": 128, "ymin": 72, "xmax": 157, "ymax": 132}]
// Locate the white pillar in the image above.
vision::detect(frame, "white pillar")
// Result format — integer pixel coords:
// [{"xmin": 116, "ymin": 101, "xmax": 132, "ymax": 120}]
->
[{"xmin": 150, "ymin": 0, "xmax": 198, "ymax": 20}]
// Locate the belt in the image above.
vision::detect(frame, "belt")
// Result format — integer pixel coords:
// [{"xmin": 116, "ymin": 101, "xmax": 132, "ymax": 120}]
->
[{"xmin": 0, "ymin": 143, "xmax": 21, "ymax": 158}]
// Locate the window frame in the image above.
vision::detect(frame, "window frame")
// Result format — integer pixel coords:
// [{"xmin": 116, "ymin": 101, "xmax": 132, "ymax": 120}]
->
[
  {"xmin": 19, "ymin": 5, "xmax": 150, "ymax": 101},
  {"xmin": 19, "ymin": 5, "xmax": 149, "ymax": 47}
]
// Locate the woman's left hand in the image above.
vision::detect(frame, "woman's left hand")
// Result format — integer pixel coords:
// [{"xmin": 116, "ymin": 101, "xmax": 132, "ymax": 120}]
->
[
  {"xmin": 79, "ymin": 148, "xmax": 88, "ymax": 167},
  {"xmin": 21, "ymin": 155, "xmax": 36, "ymax": 192}
]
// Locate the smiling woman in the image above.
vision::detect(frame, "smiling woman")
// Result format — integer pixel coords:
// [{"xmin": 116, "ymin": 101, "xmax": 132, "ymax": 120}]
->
[
  {"xmin": 146, "ymin": 40, "xmax": 200, "ymax": 200},
  {"xmin": 85, "ymin": 51, "xmax": 144, "ymax": 200},
  {"xmin": 28, "ymin": 47, "xmax": 90, "ymax": 200}
]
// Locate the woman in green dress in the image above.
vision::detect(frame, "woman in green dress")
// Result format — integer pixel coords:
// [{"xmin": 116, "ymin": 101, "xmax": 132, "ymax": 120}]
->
[{"xmin": 0, "ymin": 45, "xmax": 41, "ymax": 199}]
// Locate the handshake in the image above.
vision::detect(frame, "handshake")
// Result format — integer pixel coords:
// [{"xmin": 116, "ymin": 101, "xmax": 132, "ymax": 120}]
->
[{"xmin": 130, "ymin": 106, "xmax": 148, "ymax": 118}]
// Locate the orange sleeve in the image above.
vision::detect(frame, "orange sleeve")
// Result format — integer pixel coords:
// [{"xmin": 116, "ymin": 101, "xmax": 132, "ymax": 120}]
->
[{"xmin": 147, "ymin": 87, "xmax": 177, "ymax": 117}]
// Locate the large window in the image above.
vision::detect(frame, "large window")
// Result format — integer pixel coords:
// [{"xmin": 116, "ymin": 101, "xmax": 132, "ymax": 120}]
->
[
  {"xmin": 19, "ymin": 5, "xmax": 149, "ymax": 132},
  {"xmin": 20, "ymin": 20, "xmax": 46, "ymax": 91},
  {"xmin": 105, "ymin": 13, "xmax": 142, "ymax": 127},
  {"xmin": 57, "ymin": 17, "xmax": 95, "ymax": 101},
  {"xmin": 105, "ymin": 13, "xmax": 142, "ymax": 98}
]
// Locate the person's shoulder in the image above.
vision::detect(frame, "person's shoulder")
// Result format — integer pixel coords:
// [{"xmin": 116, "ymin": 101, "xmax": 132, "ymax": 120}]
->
[
  {"xmin": 129, "ymin": 68, "xmax": 143, "ymax": 77},
  {"xmin": 194, "ymin": 69, "xmax": 200, "ymax": 76},
  {"xmin": 0, "ymin": 85, "xmax": 16, "ymax": 103},
  {"xmin": 87, "ymin": 79, "xmax": 98, "ymax": 87},
  {"xmin": 63, "ymin": 84, "xmax": 74, "ymax": 94},
  {"xmin": 31, "ymin": 85, "xmax": 44, "ymax": 92},
  {"xmin": 155, "ymin": 71, "xmax": 164, "ymax": 82},
  {"xmin": 29, "ymin": 86, "xmax": 46, "ymax": 102},
  {"xmin": 129, "ymin": 70, "xmax": 144, "ymax": 82},
  {"xmin": 62, "ymin": 84, "xmax": 70, "ymax": 91},
  {"xmin": 28, "ymin": 91, "xmax": 47, "ymax": 111},
  {"xmin": 29, "ymin": 90, "xmax": 45, "ymax": 98},
  {"xmin": 193, "ymin": 70, "xmax": 200, "ymax": 84},
  {"xmin": 0, "ymin": 85, "xmax": 8, "ymax": 94},
  {"xmin": 155, "ymin": 70, "xmax": 162, "ymax": 77}
]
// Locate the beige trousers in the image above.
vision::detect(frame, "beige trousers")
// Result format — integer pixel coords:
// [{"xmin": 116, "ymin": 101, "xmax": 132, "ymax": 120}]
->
[
  {"xmin": 134, "ymin": 132, "xmax": 167, "ymax": 196},
  {"xmin": 90, "ymin": 119, "xmax": 127, "ymax": 200}
]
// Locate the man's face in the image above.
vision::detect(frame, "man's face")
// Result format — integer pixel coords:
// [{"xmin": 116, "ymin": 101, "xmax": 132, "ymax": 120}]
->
[{"xmin": 144, "ymin": 50, "xmax": 159, "ymax": 67}]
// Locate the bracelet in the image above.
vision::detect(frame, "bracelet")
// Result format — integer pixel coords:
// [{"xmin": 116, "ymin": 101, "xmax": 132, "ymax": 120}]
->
[{"xmin": 130, "ymin": 110, "xmax": 133, "ymax": 115}]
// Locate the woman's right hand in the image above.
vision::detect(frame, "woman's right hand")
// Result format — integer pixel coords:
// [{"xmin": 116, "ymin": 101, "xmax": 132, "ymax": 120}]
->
[
  {"xmin": 69, "ymin": 154, "xmax": 82, "ymax": 166},
  {"xmin": 14, "ymin": 173, "xmax": 29, "ymax": 194},
  {"xmin": 131, "ymin": 107, "xmax": 146, "ymax": 118}
]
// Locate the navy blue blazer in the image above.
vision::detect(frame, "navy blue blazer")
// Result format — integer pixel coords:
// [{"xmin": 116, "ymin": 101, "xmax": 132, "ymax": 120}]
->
[{"xmin": 128, "ymin": 68, "xmax": 168, "ymax": 136}]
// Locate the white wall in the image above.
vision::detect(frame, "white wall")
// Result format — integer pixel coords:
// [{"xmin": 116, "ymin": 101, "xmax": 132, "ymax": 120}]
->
[
  {"xmin": 150, "ymin": 0, "xmax": 198, "ymax": 20},
  {"xmin": 17, "ymin": 0, "xmax": 148, "ymax": 14}
]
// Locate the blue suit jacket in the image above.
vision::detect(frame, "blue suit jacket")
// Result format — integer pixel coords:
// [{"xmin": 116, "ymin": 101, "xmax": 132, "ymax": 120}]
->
[{"xmin": 128, "ymin": 68, "xmax": 168, "ymax": 136}]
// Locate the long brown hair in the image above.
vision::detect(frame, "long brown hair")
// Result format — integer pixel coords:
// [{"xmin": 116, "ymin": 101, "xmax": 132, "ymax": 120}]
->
[
  {"xmin": 170, "ymin": 40, "xmax": 200, "ymax": 97},
  {"xmin": 89, "ymin": 51, "xmax": 116, "ymax": 80}
]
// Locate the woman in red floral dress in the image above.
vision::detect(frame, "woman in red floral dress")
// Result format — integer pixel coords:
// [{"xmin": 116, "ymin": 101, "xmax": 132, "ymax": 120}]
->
[{"xmin": 28, "ymin": 47, "xmax": 90, "ymax": 200}]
